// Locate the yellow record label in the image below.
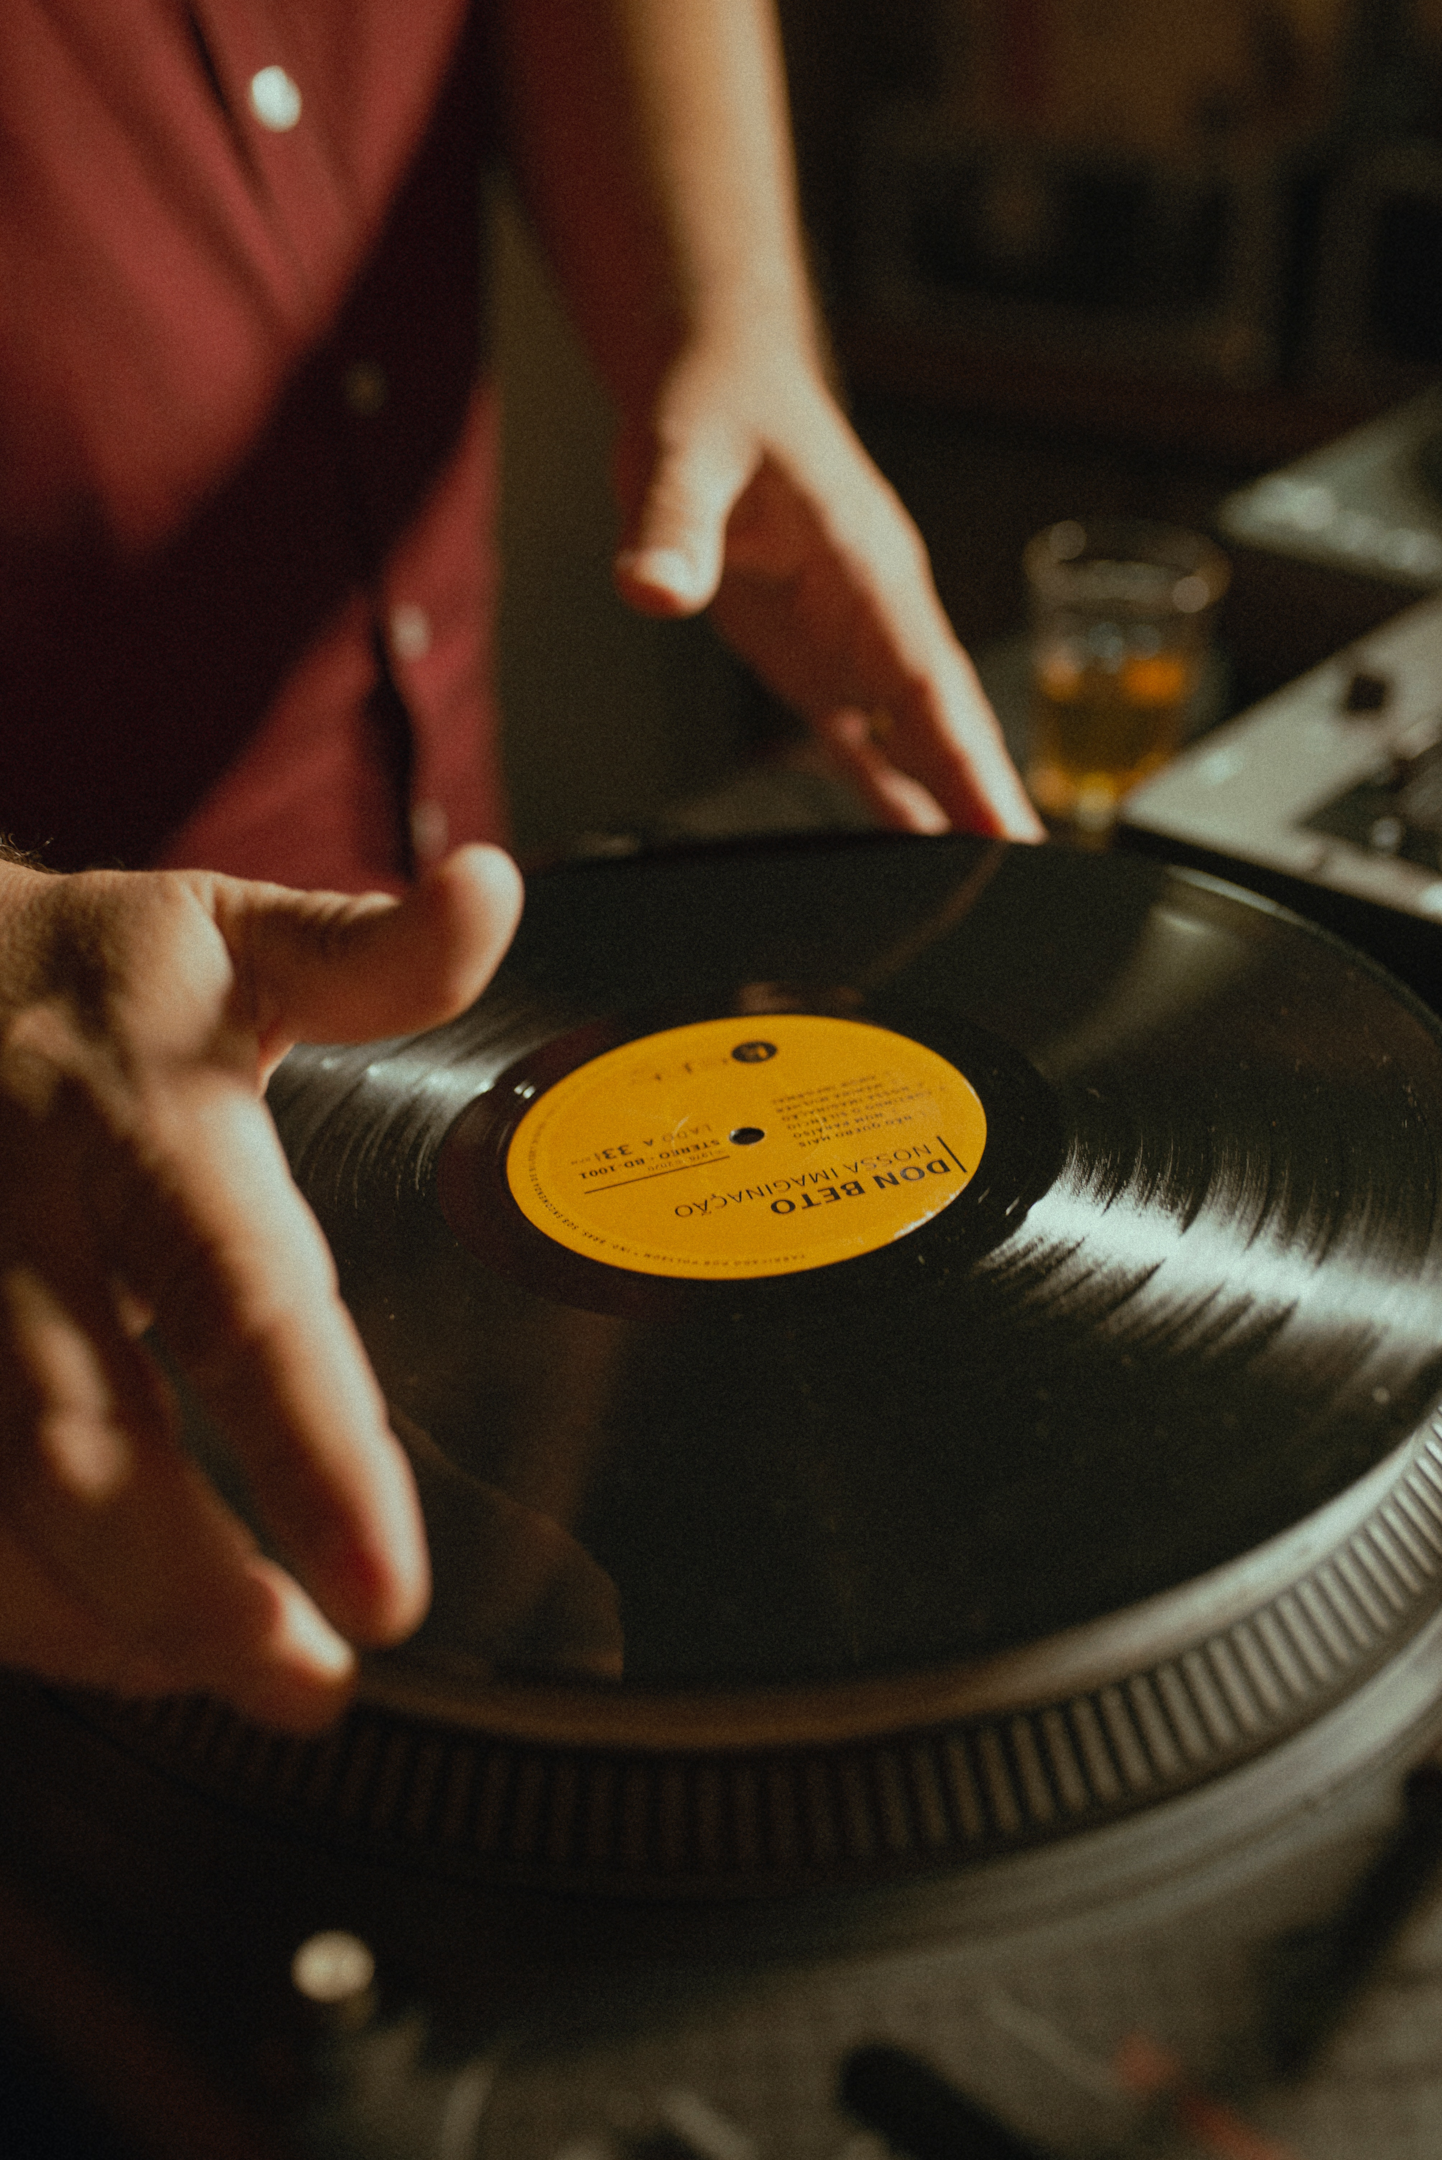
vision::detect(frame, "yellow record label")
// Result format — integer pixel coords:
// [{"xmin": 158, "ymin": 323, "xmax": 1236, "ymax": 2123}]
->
[{"xmin": 505, "ymin": 1015, "xmax": 987, "ymax": 1280}]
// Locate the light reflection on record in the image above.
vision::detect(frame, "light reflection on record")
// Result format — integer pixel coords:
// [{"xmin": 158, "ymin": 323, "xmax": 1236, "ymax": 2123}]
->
[{"xmin": 267, "ymin": 837, "xmax": 1442, "ymax": 1698}]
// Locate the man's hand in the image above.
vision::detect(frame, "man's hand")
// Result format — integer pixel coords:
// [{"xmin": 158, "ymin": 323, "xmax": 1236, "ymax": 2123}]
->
[
  {"xmin": 0, "ymin": 845, "xmax": 523, "ymax": 1731},
  {"xmin": 501, "ymin": 0, "xmax": 1043, "ymax": 843},
  {"xmin": 612, "ymin": 344, "xmax": 1043, "ymax": 839}
]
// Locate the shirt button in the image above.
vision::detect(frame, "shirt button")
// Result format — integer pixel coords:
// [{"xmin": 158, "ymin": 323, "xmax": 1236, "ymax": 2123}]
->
[
  {"xmin": 342, "ymin": 360, "xmax": 388, "ymax": 416},
  {"xmin": 389, "ymin": 604, "xmax": 432, "ymax": 661},
  {"xmin": 249, "ymin": 66, "xmax": 302, "ymax": 131},
  {"xmin": 410, "ymin": 800, "xmax": 449, "ymax": 864}
]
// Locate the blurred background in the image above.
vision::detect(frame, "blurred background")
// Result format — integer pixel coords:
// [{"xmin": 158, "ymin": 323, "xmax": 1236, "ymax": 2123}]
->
[{"xmin": 495, "ymin": 0, "xmax": 1442, "ymax": 861}]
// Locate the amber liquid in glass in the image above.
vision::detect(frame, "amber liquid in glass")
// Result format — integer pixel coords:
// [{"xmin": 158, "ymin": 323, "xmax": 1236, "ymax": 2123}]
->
[{"xmin": 1026, "ymin": 649, "xmax": 1194, "ymax": 831}]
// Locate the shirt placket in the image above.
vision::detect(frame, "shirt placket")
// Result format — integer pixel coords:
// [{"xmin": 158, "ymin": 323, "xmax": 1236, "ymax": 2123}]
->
[{"xmin": 187, "ymin": 0, "xmax": 425, "ymax": 878}]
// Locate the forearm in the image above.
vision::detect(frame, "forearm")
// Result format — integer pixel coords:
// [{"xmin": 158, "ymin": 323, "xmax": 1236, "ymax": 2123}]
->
[
  {"xmin": 499, "ymin": 0, "xmax": 824, "ymax": 408},
  {"xmin": 499, "ymin": 0, "xmax": 1042, "ymax": 840}
]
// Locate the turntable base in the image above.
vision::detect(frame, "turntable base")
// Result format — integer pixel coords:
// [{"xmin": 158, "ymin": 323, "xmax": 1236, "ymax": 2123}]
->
[{"xmin": 7, "ymin": 835, "xmax": 1442, "ymax": 2157}]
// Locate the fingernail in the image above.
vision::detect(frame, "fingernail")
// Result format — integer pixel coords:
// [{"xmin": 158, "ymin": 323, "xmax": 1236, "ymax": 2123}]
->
[
  {"xmin": 276, "ymin": 1589, "xmax": 356, "ymax": 1680},
  {"xmin": 616, "ymin": 546, "xmax": 701, "ymax": 600},
  {"xmin": 233, "ymin": 1595, "xmax": 356, "ymax": 1733}
]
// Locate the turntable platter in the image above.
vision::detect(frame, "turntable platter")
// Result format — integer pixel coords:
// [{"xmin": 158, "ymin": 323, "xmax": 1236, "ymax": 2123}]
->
[{"xmin": 78, "ymin": 837, "xmax": 1442, "ymax": 1892}]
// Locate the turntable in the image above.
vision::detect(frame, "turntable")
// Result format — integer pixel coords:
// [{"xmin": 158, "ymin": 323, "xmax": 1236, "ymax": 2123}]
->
[{"xmin": 6, "ymin": 835, "xmax": 1442, "ymax": 2160}]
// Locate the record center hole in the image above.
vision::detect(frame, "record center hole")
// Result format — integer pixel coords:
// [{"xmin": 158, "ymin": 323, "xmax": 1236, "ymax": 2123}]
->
[{"xmin": 730, "ymin": 1127, "xmax": 766, "ymax": 1145}]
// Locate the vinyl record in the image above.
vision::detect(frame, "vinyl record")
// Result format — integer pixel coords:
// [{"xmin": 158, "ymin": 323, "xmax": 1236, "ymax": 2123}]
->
[{"xmin": 259, "ymin": 835, "xmax": 1442, "ymax": 1718}]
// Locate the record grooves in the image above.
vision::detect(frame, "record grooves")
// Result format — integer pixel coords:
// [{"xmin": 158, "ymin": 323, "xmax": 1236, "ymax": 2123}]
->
[{"xmin": 66, "ymin": 834, "xmax": 1442, "ymax": 1896}]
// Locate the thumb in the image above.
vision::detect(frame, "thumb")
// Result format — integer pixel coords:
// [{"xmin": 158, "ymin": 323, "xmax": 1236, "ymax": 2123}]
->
[
  {"xmin": 612, "ymin": 419, "xmax": 752, "ymax": 619},
  {"xmin": 216, "ymin": 844, "xmax": 524, "ymax": 1061}
]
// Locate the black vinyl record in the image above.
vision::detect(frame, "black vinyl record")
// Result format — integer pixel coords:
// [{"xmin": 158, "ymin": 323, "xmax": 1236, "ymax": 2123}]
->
[{"xmin": 265, "ymin": 835, "xmax": 1442, "ymax": 1716}]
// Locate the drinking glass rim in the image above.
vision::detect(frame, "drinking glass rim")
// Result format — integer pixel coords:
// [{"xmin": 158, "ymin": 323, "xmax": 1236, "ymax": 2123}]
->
[{"xmin": 1024, "ymin": 517, "xmax": 1231, "ymax": 610}]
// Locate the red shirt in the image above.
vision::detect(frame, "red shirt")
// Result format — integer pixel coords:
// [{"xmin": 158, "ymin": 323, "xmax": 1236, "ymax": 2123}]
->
[{"xmin": 1, "ymin": 0, "xmax": 505, "ymax": 891}]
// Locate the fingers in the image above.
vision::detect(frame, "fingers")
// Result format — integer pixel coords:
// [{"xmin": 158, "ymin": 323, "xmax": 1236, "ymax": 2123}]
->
[
  {"xmin": 0, "ymin": 1260, "xmax": 356, "ymax": 1730},
  {"xmin": 609, "ymin": 354, "xmax": 1044, "ymax": 839},
  {"xmin": 896, "ymin": 648, "xmax": 1044, "ymax": 841},
  {"xmin": 218, "ymin": 843, "xmax": 524, "ymax": 1066},
  {"xmin": 611, "ymin": 414, "xmax": 753, "ymax": 618},
  {"xmin": 706, "ymin": 438, "xmax": 1042, "ymax": 838},
  {"xmin": 0, "ymin": 851, "xmax": 526, "ymax": 1730},
  {"xmin": 818, "ymin": 713, "xmax": 952, "ymax": 835},
  {"xmin": 712, "ymin": 536, "xmax": 1044, "ymax": 839},
  {"xmin": 821, "ymin": 683, "xmax": 1044, "ymax": 845},
  {"xmin": 108, "ymin": 1079, "xmax": 432, "ymax": 1653},
  {"xmin": 174, "ymin": 850, "xmax": 526, "ymax": 1652}
]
